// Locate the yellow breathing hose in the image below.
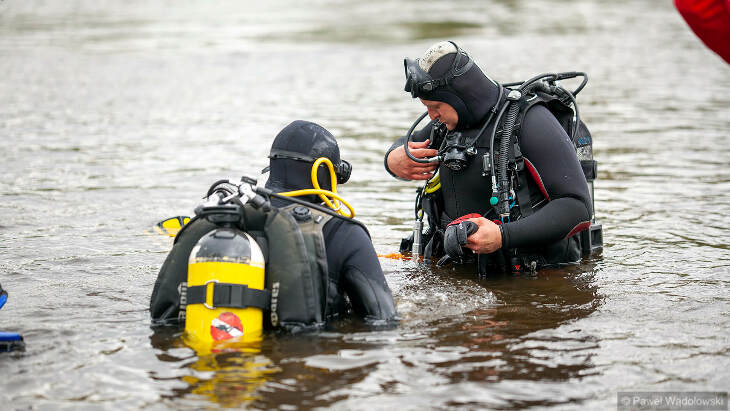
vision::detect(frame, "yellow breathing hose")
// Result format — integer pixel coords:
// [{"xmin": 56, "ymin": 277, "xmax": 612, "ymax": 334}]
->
[
  {"xmin": 154, "ymin": 159, "xmax": 354, "ymax": 237},
  {"xmin": 278, "ymin": 157, "xmax": 355, "ymax": 218},
  {"xmin": 424, "ymin": 170, "xmax": 441, "ymax": 194},
  {"xmin": 412, "ymin": 170, "xmax": 439, "ymax": 223}
]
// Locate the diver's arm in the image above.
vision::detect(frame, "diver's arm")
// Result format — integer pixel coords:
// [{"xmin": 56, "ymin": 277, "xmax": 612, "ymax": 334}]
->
[
  {"xmin": 384, "ymin": 127, "xmax": 438, "ymax": 180},
  {"xmin": 336, "ymin": 224, "xmax": 397, "ymax": 321},
  {"xmin": 499, "ymin": 104, "xmax": 592, "ymax": 248},
  {"xmin": 466, "ymin": 196, "xmax": 589, "ymax": 253},
  {"xmin": 500, "ymin": 198, "xmax": 590, "ymax": 249}
]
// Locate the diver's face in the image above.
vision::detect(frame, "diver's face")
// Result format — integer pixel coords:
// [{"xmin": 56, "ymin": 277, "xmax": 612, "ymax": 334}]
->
[{"xmin": 419, "ymin": 98, "xmax": 459, "ymax": 130}]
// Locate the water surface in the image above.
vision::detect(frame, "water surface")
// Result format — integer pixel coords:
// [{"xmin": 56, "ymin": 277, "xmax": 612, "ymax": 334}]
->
[{"xmin": 1, "ymin": 0, "xmax": 728, "ymax": 409}]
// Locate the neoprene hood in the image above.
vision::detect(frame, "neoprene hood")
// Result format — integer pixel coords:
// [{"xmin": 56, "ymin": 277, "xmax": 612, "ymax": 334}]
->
[
  {"xmin": 406, "ymin": 41, "xmax": 502, "ymax": 130},
  {"xmin": 265, "ymin": 120, "xmax": 350, "ymax": 195}
]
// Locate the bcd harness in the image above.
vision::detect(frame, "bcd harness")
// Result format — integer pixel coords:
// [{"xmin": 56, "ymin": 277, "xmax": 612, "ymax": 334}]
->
[{"xmin": 168, "ymin": 199, "xmax": 335, "ymax": 333}]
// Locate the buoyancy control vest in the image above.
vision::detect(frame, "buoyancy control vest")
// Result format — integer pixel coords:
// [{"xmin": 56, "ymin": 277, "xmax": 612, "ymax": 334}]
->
[
  {"xmin": 510, "ymin": 86, "xmax": 603, "ymax": 259},
  {"xmin": 150, "ymin": 201, "xmax": 334, "ymax": 339},
  {"xmin": 515, "ymin": 87, "xmax": 597, "ymax": 219},
  {"xmin": 402, "ymin": 72, "xmax": 603, "ymax": 273}
]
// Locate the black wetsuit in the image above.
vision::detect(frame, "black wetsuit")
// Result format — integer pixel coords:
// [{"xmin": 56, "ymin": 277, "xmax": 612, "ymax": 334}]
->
[
  {"xmin": 385, "ymin": 100, "xmax": 592, "ymax": 267},
  {"xmin": 319, "ymin": 211, "xmax": 396, "ymax": 321}
]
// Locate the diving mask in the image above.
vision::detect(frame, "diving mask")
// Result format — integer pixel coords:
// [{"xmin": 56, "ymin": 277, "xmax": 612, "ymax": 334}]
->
[
  {"xmin": 403, "ymin": 41, "xmax": 474, "ymax": 99},
  {"xmin": 267, "ymin": 150, "xmax": 352, "ymax": 184}
]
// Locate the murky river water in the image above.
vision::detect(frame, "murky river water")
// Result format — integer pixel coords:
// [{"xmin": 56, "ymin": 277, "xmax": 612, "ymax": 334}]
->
[{"xmin": 1, "ymin": 0, "xmax": 728, "ymax": 409}]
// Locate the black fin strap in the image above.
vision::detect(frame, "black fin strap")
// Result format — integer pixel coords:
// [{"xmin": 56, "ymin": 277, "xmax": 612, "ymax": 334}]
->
[{"xmin": 187, "ymin": 283, "xmax": 271, "ymax": 310}]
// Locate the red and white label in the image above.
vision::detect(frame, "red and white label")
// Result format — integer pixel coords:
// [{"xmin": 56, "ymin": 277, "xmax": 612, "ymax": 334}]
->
[{"xmin": 210, "ymin": 312, "xmax": 244, "ymax": 341}]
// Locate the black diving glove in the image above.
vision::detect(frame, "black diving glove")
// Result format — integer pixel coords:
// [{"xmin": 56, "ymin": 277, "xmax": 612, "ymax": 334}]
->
[{"xmin": 437, "ymin": 220, "xmax": 478, "ymax": 267}]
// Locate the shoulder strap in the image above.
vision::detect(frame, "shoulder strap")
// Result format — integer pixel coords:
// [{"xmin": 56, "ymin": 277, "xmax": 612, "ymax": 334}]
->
[
  {"xmin": 512, "ymin": 92, "xmax": 549, "ymax": 143},
  {"xmin": 264, "ymin": 204, "xmax": 332, "ymax": 331},
  {"xmin": 508, "ymin": 92, "xmax": 563, "ymax": 221}
]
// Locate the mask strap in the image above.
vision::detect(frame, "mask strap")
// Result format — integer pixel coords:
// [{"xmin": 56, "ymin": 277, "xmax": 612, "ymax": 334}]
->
[
  {"xmin": 267, "ymin": 151, "xmax": 349, "ymax": 184},
  {"xmin": 448, "ymin": 41, "xmax": 473, "ymax": 77}
]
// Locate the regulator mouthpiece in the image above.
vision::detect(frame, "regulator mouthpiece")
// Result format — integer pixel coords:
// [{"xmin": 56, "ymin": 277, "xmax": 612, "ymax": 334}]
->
[
  {"xmin": 438, "ymin": 131, "xmax": 477, "ymax": 171},
  {"xmin": 442, "ymin": 149, "xmax": 468, "ymax": 171}
]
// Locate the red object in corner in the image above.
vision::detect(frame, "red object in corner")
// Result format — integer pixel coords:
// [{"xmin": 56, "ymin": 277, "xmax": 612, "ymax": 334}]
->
[{"xmin": 675, "ymin": 0, "xmax": 730, "ymax": 64}]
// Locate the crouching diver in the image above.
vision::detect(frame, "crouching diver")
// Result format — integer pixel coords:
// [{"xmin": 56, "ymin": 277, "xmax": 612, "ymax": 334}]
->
[
  {"xmin": 150, "ymin": 120, "xmax": 397, "ymax": 349},
  {"xmin": 385, "ymin": 41, "xmax": 602, "ymax": 275}
]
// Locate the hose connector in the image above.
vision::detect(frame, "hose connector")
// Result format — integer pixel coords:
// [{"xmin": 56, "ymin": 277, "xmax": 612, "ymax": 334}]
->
[{"xmin": 506, "ymin": 90, "xmax": 522, "ymax": 101}]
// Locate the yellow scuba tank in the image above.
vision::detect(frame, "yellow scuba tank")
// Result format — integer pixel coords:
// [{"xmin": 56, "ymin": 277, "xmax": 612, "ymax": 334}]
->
[{"xmin": 184, "ymin": 227, "xmax": 266, "ymax": 348}]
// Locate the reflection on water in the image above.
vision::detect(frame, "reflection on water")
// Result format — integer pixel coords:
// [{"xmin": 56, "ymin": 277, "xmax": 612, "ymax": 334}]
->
[
  {"xmin": 1, "ymin": 0, "xmax": 729, "ymax": 409},
  {"xmin": 150, "ymin": 329, "xmax": 276, "ymax": 408},
  {"xmin": 183, "ymin": 353, "xmax": 276, "ymax": 408},
  {"xmin": 145, "ymin": 262, "xmax": 601, "ymax": 409}
]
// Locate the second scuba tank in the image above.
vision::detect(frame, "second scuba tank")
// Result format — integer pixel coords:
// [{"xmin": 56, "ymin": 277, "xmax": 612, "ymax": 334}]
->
[{"xmin": 184, "ymin": 228, "xmax": 266, "ymax": 346}]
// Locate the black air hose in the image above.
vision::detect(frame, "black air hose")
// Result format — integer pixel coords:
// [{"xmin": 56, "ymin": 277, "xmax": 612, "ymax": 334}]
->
[
  {"xmin": 206, "ymin": 179, "xmax": 235, "ymax": 198},
  {"xmin": 488, "ymin": 95, "xmax": 511, "ymax": 179},
  {"xmin": 489, "ymin": 72, "xmax": 588, "ymax": 218},
  {"xmin": 497, "ymin": 102, "xmax": 520, "ymax": 217},
  {"xmin": 403, "ymin": 112, "xmax": 440, "ymax": 164},
  {"xmin": 556, "ymin": 71, "xmax": 587, "ymax": 95},
  {"xmin": 563, "ymin": 88, "xmax": 580, "ymax": 140}
]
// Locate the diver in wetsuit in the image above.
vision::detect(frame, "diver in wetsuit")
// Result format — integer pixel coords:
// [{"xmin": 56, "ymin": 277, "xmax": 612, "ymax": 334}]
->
[
  {"xmin": 150, "ymin": 120, "xmax": 396, "ymax": 327},
  {"xmin": 384, "ymin": 41, "xmax": 594, "ymax": 273},
  {"xmin": 263, "ymin": 120, "xmax": 397, "ymax": 322}
]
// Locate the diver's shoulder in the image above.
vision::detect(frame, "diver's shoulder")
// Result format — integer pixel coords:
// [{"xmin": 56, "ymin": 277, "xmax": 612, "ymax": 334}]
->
[
  {"xmin": 523, "ymin": 102, "xmax": 554, "ymax": 123},
  {"xmin": 520, "ymin": 103, "xmax": 566, "ymax": 141},
  {"xmin": 323, "ymin": 217, "xmax": 371, "ymax": 240}
]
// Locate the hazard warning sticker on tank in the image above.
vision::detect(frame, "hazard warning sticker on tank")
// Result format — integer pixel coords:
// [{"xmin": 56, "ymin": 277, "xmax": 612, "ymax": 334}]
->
[{"xmin": 210, "ymin": 312, "xmax": 244, "ymax": 341}]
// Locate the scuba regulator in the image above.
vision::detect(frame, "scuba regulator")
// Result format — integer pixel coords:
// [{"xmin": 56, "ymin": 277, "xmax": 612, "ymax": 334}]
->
[
  {"xmin": 440, "ymin": 130, "xmax": 476, "ymax": 171},
  {"xmin": 401, "ymin": 116, "xmax": 476, "ymax": 171}
]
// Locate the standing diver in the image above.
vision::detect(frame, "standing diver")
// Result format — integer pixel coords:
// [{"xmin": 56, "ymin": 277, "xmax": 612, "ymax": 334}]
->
[
  {"xmin": 384, "ymin": 41, "xmax": 601, "ymax": 275},
  {"xmin": 150, "ymin": 120, "xmax": 397, "ymax": 340}
]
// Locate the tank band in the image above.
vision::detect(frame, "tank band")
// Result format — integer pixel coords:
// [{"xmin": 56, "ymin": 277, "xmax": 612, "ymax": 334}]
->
[{"xmin": 187, "ymin": 282, "xmax": 271, "ymax": 310}]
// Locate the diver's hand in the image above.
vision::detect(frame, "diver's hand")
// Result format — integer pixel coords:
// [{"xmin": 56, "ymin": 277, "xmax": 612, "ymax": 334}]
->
[
  {"xmin": 387, "ymin": 139, "xmax": 439, "ymax": 180},
  {"xmin": 464, "ymin": 217, "xmax": 502, "ymax": 254}
]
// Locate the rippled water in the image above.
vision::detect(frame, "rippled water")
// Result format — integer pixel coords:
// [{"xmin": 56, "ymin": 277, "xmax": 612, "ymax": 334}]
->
[{"xmin": 1, "ymin": 0, "xmax": 728, "ymax": 409}]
